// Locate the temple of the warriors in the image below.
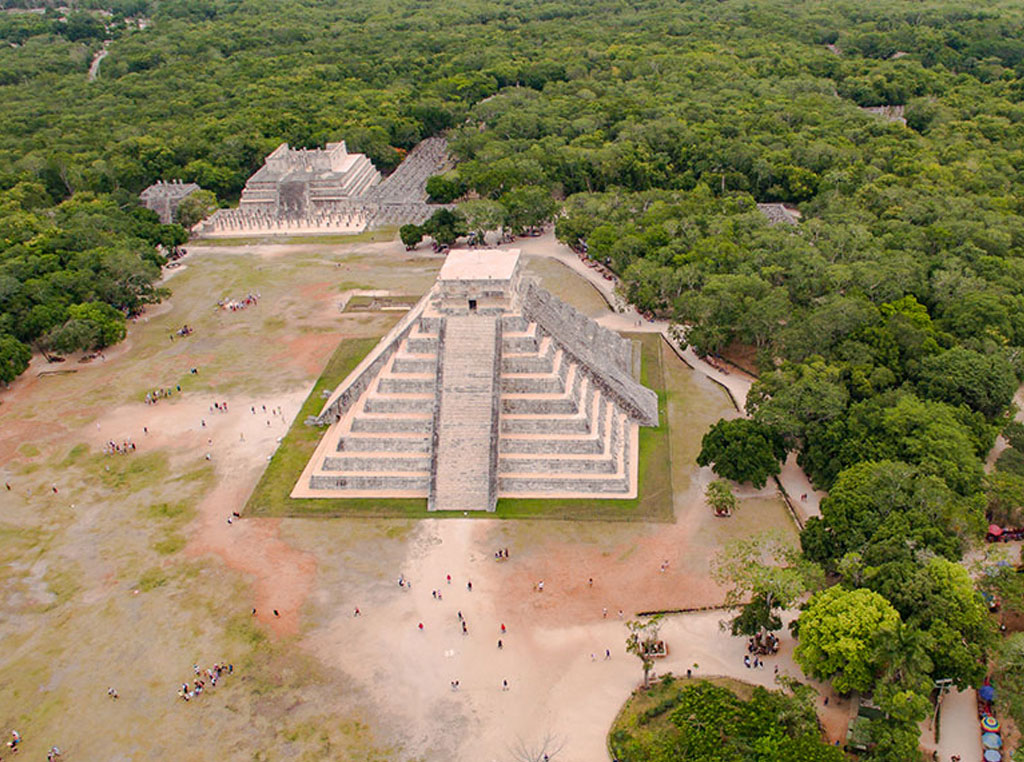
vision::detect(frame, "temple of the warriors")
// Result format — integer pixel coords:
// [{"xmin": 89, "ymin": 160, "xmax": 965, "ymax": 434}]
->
[
  {"xmin": 140, "ymin": 179, "xmax": 201, "ymax": 224},
  {"xmin": 294, "ymin": 250, "xmax": 659, "ymax": 511},
  {"xmin": 196, "ymin": 137, "xmax": 449, "ymax": 237}
]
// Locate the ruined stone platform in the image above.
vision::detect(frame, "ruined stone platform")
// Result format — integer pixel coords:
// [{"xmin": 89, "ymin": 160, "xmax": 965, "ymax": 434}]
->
[{"xmin": 293, "ymin": 249, "xmax": 658, "ymax": 510}]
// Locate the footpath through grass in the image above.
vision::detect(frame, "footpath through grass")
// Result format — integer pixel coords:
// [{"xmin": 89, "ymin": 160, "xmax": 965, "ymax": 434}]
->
[{"xmin": 246, "ymin": 331, "xmax": 674, "ymax": 521}]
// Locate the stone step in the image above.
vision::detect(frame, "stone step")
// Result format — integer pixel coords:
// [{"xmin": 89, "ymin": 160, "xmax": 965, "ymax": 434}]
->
[
  {"xmin": 350, "ymin": 416, "xmax": 432, "ymax": 434},
  {"xmin": 362, "ymin": 394, "xmax": 433, "ymax": 414},
  {"xmin": 501, "ymin": 396, "xmax": 579, "ymax": 415},
  {"xmin": 499, "ymin": 373, "xmax": 566, "ymax": 394},
  {"xmin": 407, "ymin": 336, "xmax": 439, "ymax": 354},
  {"xmin": 378, "ymin": 376, "xmax": 435, "ymax": 394},
  {"xmin": 323, "ymin": 455, "xmax": 431, "ymax": 472},
  {"xmin": 500, "ymin": 415, "xmax": 591, "ymax": 434},
  {"xmin": 498, "ymin": 455, "xmax": 619, "ymax": 474},
  {"xmin": 310, "ymin": 473, "xmax": 430, "ymax": 491},
  {"xmin": 430, "ymin": 314, "xmax": 500, "ymax": 511},
  {"xmin": 338, "ymin": 436, "xmax": 430, "ymax": 453},
  {"xmin": 392, "ymin": 356, "xmax": 436, "ymax": 374},
  {"xmin": 498, "ymin": 474, "xmax": 630, "ymax": 494},
  {"xmin": 499, "ymin": 435, "xmax": 605, "ymax": 455}
]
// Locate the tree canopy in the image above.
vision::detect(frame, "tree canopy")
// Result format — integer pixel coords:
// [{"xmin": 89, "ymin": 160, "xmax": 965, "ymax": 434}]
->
[
  {"xmin": 696, "ymin": 418, "xmax": 787, "ymax": 488},
  {"xmin": 794, "ymin": 586, "xmax": 900, "ymax": 694}
]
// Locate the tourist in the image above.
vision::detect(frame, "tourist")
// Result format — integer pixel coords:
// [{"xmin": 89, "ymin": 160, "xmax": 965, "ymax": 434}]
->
[
  {"xmin": 446, "ymin": 574, "xmax": 451, "ymax": 584},
  {"xmin": 744, "ymin": 655, "xmax": 751, "ymax": 668},
  {"xmin": 497, "ymin": 639, "xmax": 503, "ymax": 649},
  {"xmin": 502, "ymin": 679, "xmax": 508, "ymax": 691},
  {"xmin": 108, "ymin": 686, "xmax": 119, "ymax": 699},
  {"xmin": 466, "ymin": 581, "xmax": 472, "ymax": 592},
  {"xmin": 418, "ymin": 622, "xmax": 424, "ymax": 630},
  {"xmin": 500, "ymin": 623, "xmax": 506, "ymax": 633},
  {"xmin": 353, "ymin": 607, "xmax": 360, "ymax": 616},
  {"xmin": 605, "ymin": 649, "xmax": 611, "ymax": 660}
]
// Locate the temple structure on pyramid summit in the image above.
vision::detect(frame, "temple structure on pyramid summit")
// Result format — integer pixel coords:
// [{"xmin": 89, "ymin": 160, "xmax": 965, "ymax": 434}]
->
[{"xmin": 294, "ymin": 249, "xmax": 659, "ymax": 512}]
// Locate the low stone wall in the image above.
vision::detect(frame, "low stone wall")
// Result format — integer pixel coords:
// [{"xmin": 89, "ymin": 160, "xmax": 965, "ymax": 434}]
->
[{"xmin": 351, "ymin": 417, "xmax": 432, "ymax": 433}]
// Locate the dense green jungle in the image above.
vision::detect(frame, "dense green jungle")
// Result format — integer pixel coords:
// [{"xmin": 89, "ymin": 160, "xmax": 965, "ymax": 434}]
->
[{"xmin": 4, "ymin": 0, "xmax": 1024, "ymax": 758}]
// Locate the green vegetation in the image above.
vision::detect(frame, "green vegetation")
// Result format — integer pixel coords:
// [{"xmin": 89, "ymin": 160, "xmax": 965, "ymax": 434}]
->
[
  {"xmin": 696, "ymin": 418, "xmax": 786, "ymax": 488},
  {"xmin": 608, "ymin": 677, "xmax": 843, "ymax": 762},
  {"xmin": 711, "ymin": 530, "xmax": 822, "ymax": 637},
  {"xmin": 5, "ymin": 0, "xmax": 1024, "ymax": 753}
]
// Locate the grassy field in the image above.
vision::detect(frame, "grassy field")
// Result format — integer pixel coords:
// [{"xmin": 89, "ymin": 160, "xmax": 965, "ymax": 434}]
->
[
  {"xmin": 195, "ymin": 227, "xmax": 400, "ymax": 247},
  {"xmin": 245, "ymin": 331, "xmax": 676, "ymax": 521}
]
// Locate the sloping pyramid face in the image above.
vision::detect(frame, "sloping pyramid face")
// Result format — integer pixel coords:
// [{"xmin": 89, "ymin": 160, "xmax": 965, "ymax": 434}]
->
[{"xmin": 293, "ymin": 250, "xmax": 659, "ymax": 511}]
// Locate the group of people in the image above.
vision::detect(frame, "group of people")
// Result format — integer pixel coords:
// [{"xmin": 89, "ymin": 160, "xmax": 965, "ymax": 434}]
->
[
  {"xmin": 748, "ymin": 631, "xmax": 780, "ymax": 656},
  {"xmin": 169, "ymin": 324, "xmax": 194, "ymax": 340},
  {"xmin": 217, "ymin": 293, "xmax": 260, "ymax": 312},
  {"xmin": 492, "ymin": 548, "xmax": 510, "ymax": 561},
  {"xmin": 144, "ymin": 384, "xmax": 182, "ymax": 405},
  {"xmin": 102, "ymin": 439, "xmax": 136, "ymax": 456},
  {"xmin": 177, "ymin": 661, "xmax": 234, "ymax": 703}
]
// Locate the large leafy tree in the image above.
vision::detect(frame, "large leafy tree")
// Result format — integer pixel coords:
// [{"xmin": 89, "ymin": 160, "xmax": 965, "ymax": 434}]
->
[
  {"xmin": 498, "ymin": 185, "xmax": 557, "ymax": 232},
  {"xmin": 794, "ymin": 586, "xmax": 900, "ymax": 694},
  {"xmin": 457, "ymin": 198, "xmax": 506, "ymax": 242},
  {"xmin": 800, "ymin": 392, "xmax": 991, "ymax": 495},
  {"xmin": 799, "ymin": 460, "xmax": 980, "ymax": 569},
  {"xmin": 915, "ymin": 346, "xmax": 1018, "ymax": 419},
  {"xmin": 422, "ymin": 208, "xmax": 467, "ymax": 246},
  {"xmin": 697, "ymin": 418, "xmax": 787, "ymax": 488},
  {"xmin": 873, "ymin": 558, "xmax": 995, "ymax": 689},
  {"xmin": 746, "ymin": 358, "xmax": 850, "ymax": 447},
  {"xmin": 711, "ymin": 530, "xmax": 822, "ymax": 636},
  {"xmin": 0, "ymin": 334, "xmax": 31, "ymax": 384},
  {"xmin": 46, "ymin": 302, "xmax": 127, "ymax": 354}
]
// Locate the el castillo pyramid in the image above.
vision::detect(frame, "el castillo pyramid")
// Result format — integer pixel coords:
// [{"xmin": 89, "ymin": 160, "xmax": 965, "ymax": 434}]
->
[{"xmin": 293, "ymin": 249, "xmax": 659, "ymax": 511}]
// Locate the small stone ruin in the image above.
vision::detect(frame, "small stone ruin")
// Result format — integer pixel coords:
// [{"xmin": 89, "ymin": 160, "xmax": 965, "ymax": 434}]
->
[{"xmin": 139, "ymin": 180, "xmax": 201, "ymax": 224}]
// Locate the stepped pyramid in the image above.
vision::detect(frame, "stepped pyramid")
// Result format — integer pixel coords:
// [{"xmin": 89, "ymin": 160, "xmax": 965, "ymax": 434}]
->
[{"xmin": 293, "ymin": 250, "xmax": 659, "ymax": 511}]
